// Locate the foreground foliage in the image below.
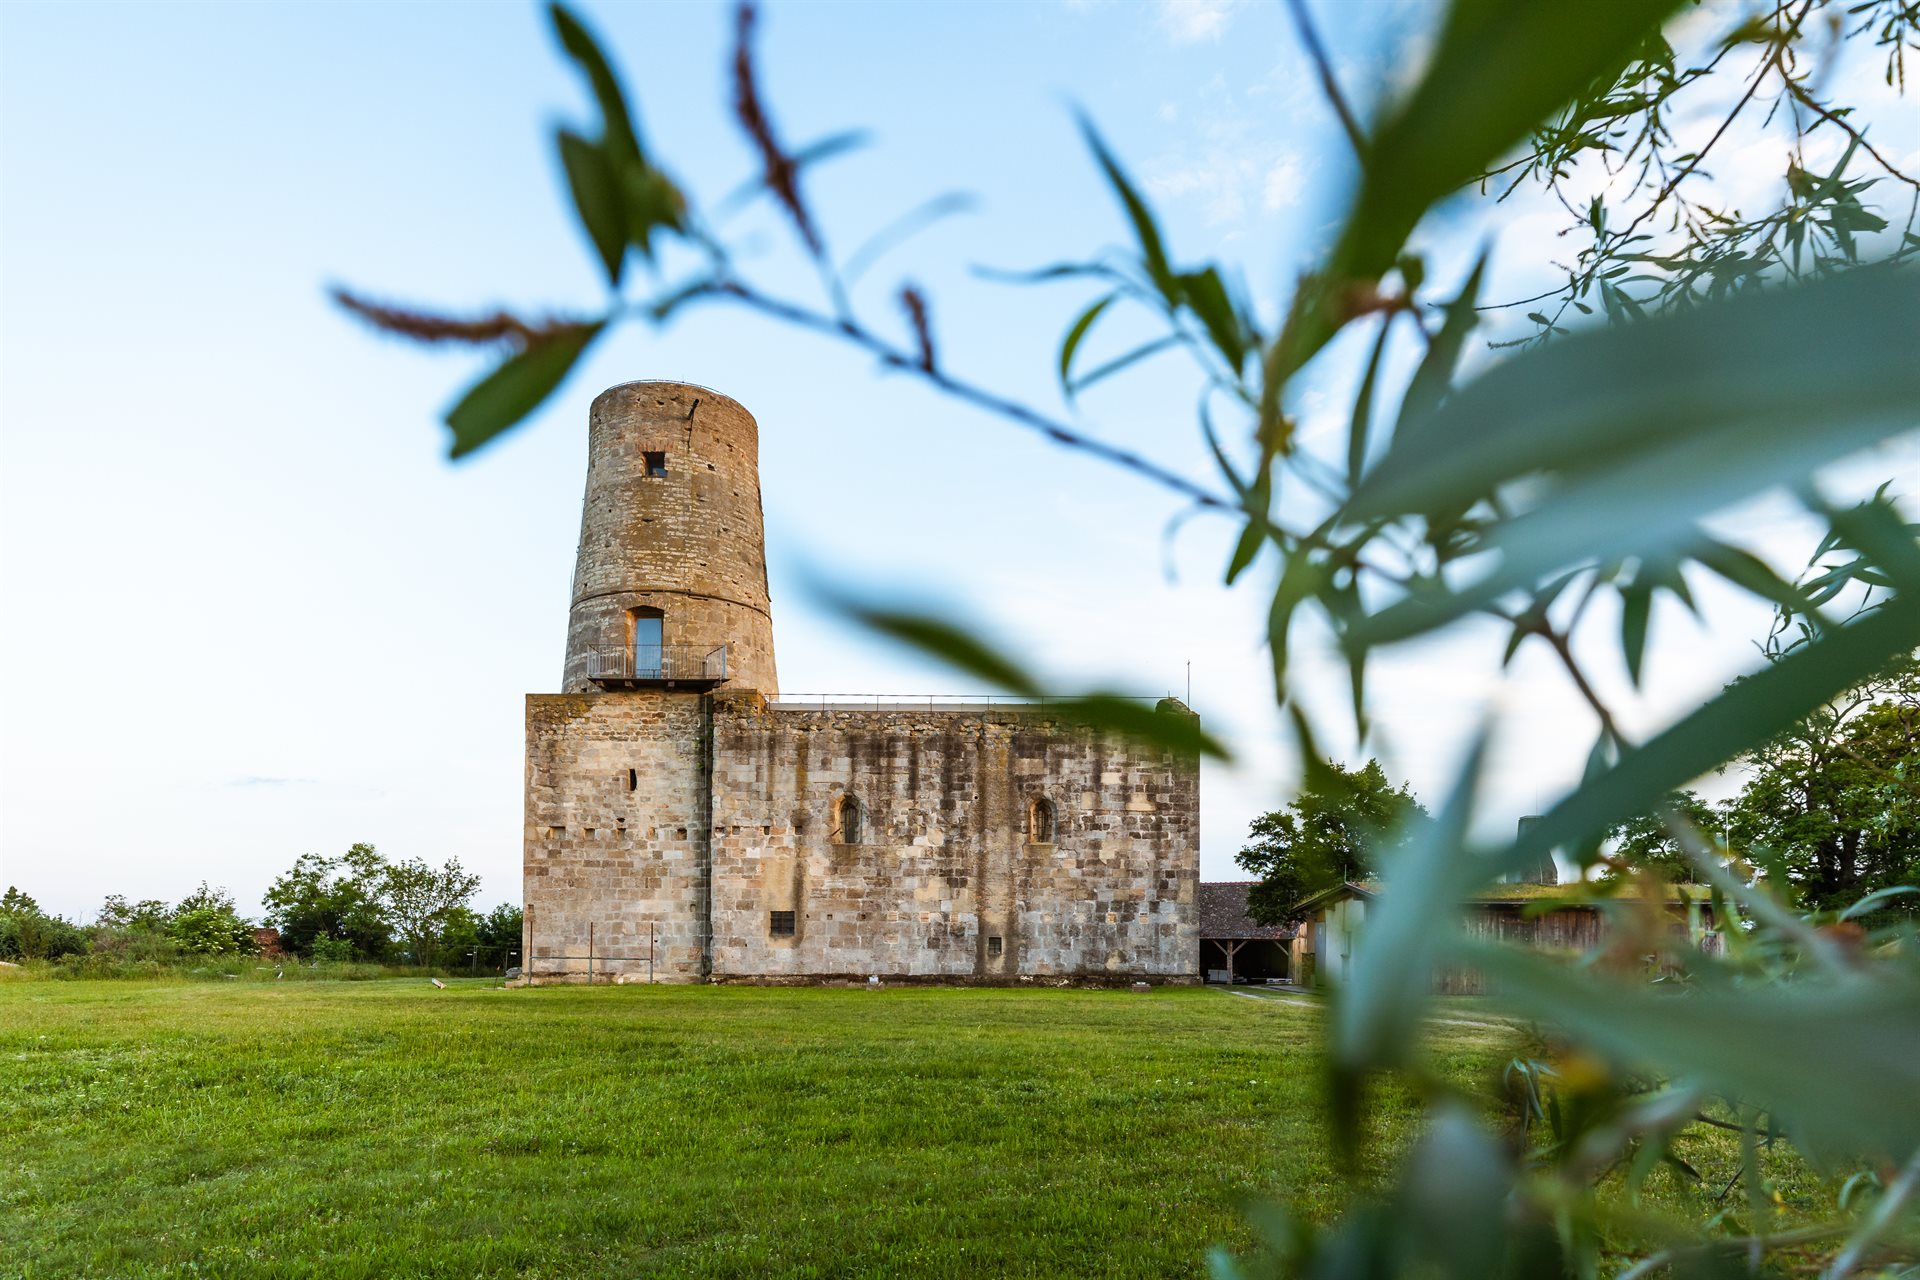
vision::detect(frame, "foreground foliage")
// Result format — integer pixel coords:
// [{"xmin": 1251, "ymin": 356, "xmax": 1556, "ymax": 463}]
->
[{"xmin": 338, "ymin": 0, "xmax": 1920, "ymax": 1273}]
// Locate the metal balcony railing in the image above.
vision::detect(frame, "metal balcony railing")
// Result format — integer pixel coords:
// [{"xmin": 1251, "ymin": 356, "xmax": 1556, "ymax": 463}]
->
[{"xmin": 585, "ymin": 644, "xmax": 729, "ymax": 687}]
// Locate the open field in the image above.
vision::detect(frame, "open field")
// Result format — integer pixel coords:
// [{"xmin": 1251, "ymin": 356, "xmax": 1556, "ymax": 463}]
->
[
  {"xmin": 3, "ymin": 980, "xmax": 1491, "ymax": 1279},
  {"xmin": 1, "ymin": 980, "xmax": 1836, "ymax": 1278}
]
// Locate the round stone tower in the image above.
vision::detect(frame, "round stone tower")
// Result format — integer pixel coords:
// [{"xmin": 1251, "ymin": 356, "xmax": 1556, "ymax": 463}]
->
[{"xmin": 562, "ymin": 381, "xmax": 778, "ymax": 696}]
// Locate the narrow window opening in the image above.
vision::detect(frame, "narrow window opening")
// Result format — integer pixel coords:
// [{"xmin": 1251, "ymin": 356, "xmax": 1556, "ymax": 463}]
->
[
  {"xmin": 769, "ymin": 910, "xmax": 796, "ymax": 937},
  {"xmin": 987, "ymin": 935, "xmax": 1003, "ymax": 958},
  {"xmin": 643, "ymin": 451, "xmax": 668, "ymax": 478},
  {"xmin": 834, "ymin": 794, "xmax": 863, "ymax": 845},
  {"xmin": 628, "ymin": 768, "xmax": 638, "ymax": 792},
  {"xmin": 1030, "ymin": 797, "xmax": 1057, "ymax": 844}
]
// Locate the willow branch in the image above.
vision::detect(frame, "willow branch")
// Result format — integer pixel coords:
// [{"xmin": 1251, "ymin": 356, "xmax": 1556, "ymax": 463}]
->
[
  {"xmin": 692, "ymin": 279, "xmax": 1237, "ymax": 512},
  {"xmin": 1284, "ymin": 0, "xmax": 1365, "ymax": 158},
  {"xmin": 1781, "ymin": 77, "xmax": 1920, "ymax": 190}
]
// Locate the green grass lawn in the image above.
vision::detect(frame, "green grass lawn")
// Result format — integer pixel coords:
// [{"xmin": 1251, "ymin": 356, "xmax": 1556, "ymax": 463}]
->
[{"xmin": 1, "ymin": 979, "xmax": 1503, "ymax": 1279}]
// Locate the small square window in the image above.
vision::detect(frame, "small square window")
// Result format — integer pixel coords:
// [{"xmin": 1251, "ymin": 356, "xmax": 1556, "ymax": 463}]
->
[
  {"xmin": 986, "ymin": 935, "xmax": 1003, "ymax": 958},
  {"xmin": 643, "ymin": 451, "xmax": 667, "ymax": 478},
  {"xmin": 769, "ymin": 910, "xmax": 796, "ymax": 937}
]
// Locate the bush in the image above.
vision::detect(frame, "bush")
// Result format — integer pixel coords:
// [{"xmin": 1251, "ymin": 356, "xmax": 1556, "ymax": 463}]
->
[
  {"xmin": 0, "ymin": 890, "xmax": 89, "ymax": 962},
  {"xmin": 308, "ymin": 935, "xmax": 354, "ymax": 964},
  {"xmin": 167, "ymin": 906, "xmax": 258, "ymax": 957}
]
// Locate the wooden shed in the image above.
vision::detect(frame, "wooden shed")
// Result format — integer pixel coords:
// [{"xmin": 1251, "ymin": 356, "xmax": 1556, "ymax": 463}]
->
[
  {"xmin": 1289, "ymin": 879, "xmax": 1721, "ymax": 993},
  {"xmin": 1198, "ymin": 881, "xmax": 1297, "ymax": 983}
]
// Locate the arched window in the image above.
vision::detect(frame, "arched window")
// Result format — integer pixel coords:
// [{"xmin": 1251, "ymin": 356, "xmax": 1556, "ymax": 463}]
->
[
  {"xmin": 833, "ymin": 793, "xmax": 863, "ymax": 845},
  {"xmin": 1030, "ymin": 797, "xmax": 1057, "ymax": 844},
  {"xmin": 629, "ymin": 607, "xmax": 663, "ymax": 678}
]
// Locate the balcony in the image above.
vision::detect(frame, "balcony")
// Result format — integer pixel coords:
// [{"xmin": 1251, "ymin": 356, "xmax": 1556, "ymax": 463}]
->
[{"xmin": 585, "ymin": 644, "xmax": 729, "ymax": 690}]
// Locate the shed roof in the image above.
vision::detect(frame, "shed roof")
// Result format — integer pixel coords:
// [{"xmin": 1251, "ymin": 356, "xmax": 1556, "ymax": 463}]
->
[
  {"xmin": 1198, "ymin": 881, "xmax": 1296, "ymax": 941},
  {"xmin": 1292, "ymin": 878, "xmax": 1714, "ymax": 914}
]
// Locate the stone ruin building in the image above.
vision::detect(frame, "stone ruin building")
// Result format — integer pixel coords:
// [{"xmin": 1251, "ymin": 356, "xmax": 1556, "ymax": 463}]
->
[{"xmin": 523, "ymin": 380, "xmax": 1201, "ymax": 983}]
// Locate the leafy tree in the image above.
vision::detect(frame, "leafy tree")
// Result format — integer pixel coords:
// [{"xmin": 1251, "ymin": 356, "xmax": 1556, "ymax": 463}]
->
[
  {"xmin": 163, "ymin": 881, "xmax": 257, "ymax": 956},
  {"xmin": 172, "ymin": 881, "xmax": 239, "ymax": 917},
  {"xmin": 0, "ymin": 887, "xmax": 89, "ymax": 961},
  {"xmin": 1725, "ymin": 659, "xmax": 1920, "ymax": 916},
  {"xmin": 342, "ymin": 1, "xmax": 1920, "ymax": 1275},
  {"xmin": 435, "ymin": 906, "xmax": 481, "ymax": 968},
  {"xmin": 435, "ymin": 902, "xmax": 525, "ymax": 971},
  {"xmin": 380, "ymin": 857, "xmax": 483, "ymax": 967},
  {"xmin": 1237, "ymin": 760, "xmax": 1428, "ymax": 925},
  {"xmin": 96, "ymin": 895, "xmax": 171, "ymax": 933},
  {"xmin": 88, "ymin": 894, "xmax": 180, "ymax": 962},
  {"xmin": 1601, "ymin": 788, "xmax": 1722, "ymax": 883},
  {"xmin": 262, "ymin": 843, "xmax": 393, "ymax": 959},
  {"xmin": 476, "ymin": 903, "xmax": 524, "ymax": 965}
]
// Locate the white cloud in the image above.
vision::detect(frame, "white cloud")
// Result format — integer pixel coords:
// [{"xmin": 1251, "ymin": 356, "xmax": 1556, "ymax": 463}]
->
[
  {"xmin": 1262, "ymin": 153, "xmax": 1306, "ymax": 211},
  {"xmin": 1156, "ymin": 0, "xmax": 1239, "ymax": 44}
]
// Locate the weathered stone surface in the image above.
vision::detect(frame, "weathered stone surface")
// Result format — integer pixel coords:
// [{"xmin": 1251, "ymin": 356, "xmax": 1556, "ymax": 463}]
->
[
  {"xmin": 523, "ymin": 382, "xmax": 1200, "ymax": 984},
  {"xmin": 562, "ymin": 382, "xmax": 777, "ymax": 697}
]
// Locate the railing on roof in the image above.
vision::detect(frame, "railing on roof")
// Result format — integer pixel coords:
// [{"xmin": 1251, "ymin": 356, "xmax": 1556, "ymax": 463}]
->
[
  {"xmin": 767, "ymin": 693, "xmax": 1168, "ymax": 712},
  {"xmin": 585, "ymin": 644, "xmax": 728, "ymax": 688}
]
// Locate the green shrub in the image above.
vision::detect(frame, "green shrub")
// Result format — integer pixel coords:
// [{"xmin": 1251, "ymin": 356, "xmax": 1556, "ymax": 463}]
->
[{"xmin": 167, "ymin": 907, "xmax": 259, "ymax": 957}]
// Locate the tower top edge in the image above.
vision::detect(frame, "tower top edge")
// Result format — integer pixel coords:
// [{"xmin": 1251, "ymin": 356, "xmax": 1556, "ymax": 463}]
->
[{"xmin": 591, "ymin": 380, "xmax": 755, "ymax": 419}]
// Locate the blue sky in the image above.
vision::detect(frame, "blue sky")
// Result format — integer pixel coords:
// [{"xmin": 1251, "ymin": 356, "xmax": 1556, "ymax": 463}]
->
[{"xmin": 5, "ymin": 0, "xmax": 1917, "ymax": 921}]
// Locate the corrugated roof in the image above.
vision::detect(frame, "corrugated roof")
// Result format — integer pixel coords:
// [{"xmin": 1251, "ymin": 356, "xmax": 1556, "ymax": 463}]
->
[{"xmin": 1198, "ymin": 881, "xmax": 1296, "ymax": 940}]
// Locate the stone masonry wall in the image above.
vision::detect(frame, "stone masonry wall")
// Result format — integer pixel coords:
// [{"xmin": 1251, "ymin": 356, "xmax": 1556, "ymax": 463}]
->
[
  {"xmin": 706, "ymin": 692, "xmax": 1200, "ymax": 981},
  {"xmin": 524, "ymin": 692, "xmax": 710, "ymax": 982},
  {"xmin": 562, "ymin": 382, "xmax": 778, "ymax": 696}
]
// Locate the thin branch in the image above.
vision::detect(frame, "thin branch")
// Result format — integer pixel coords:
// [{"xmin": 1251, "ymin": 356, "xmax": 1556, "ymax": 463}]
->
[
  {"xmin": 696, "ymin": 279, "xmax": 1237, "ymax": 512},
  {"xmin": 1520, "ymin": 618, "xmax": 1625, "ymax": 745},
  {"xmin": 1284, "ymin": 0, "xmax": 1366, "ymax": 158},
  {"xmin": 1613, "ymin": 3, "xmax": 1811, "ymax": 249},
  {"xmin": 1780, "ymin": 76, "xmax": 1920, "ymax": 190}
]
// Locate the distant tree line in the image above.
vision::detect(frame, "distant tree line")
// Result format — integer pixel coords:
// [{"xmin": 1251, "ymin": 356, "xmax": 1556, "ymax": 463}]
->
[{"xmin": 1, "ymin": 844, "xmax": 521, "ymax": 970}]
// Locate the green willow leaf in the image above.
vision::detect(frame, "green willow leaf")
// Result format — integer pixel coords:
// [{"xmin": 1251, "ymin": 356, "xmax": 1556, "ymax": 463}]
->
[
  {"xmin": 1460, "ymin": 940, "xmax": 1920, "ymax": 1159},
  {"xmin": 833, "ymin": 603, "xmax": 1229, "ymax": 759},
  {"xmin": 1398, "ymin": 1107, "xmax": 1511, "ymax": 1280},
  {"xmin": 1051, "ymin": 694, "xmax": 1228, "ymax": 760},
  {"xmin": 557, "ymin": 129, "xmax": 626, "ymax": 285},
  {"xmin": 551, "ymin": 3, "xmax": 645, "ymax": 167},
  {"xmin": 842, "ymin": 191, "xmax": 976, "ymax": 285},
  {"xmin": 1347, "ymin": 316, "xmax": 1392, "ymax": 488},
  {"xmin": 1348, "ymin": 268, "xmax": 1920, "ymax": 524},
  {"xmin": 1067, "ymin": 335, "xmax": 1182, "ymax": 399},
  {"xmin": 1621, "ymin": 579, "xmax": 1652, "ymax": 686},
  {"xmin": 1345, "ymin": 271, "xmax": 1920, "ymax": 648},
  {"xmin": 1266, "ymin": 0, "xmax": 1685, "ymax": 395},
  {"xmin": 1059, "ymin": 293, "xmax": 1116, "ymax": 396},
  {"xmin": 838, "ymin": 606, "xmax": 1043, "ymax": 696},
  {"xmin": 1507, "ymin": 587, "xmax": 1920, "ymax": 879},
  {"xmin": 1347, "ymin": 591, "xmax": 1920, "ymax": 1068},
  {"xmin": 1696, "ymin": 540, "xmax": 1818, "ymax": 617},
  {"xmin": 1333, "ymin": 730, "xmax": 1487, "ymax": 1075},
  {"xmin": 445, "ymin": 323, "xmax": 605, "ymax": 459},
  {"xmin": 1393, "ymin": 251, "xmax": 1487, "ymax": 445},
  {"xmin": 1079, "ymin": 116, "xmax": 1172, "ymax": 296},
  {"xmin": 1176, "ymin": 266, "xmax": 1248, "ymax": 373},
  {"xmin": 1224, "ymin": 472, "xmax": 1273, "ymax": 586},
  {"xmin": 1839, "ymin": 885, "xmax": 1919, "ymax": 920}
]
